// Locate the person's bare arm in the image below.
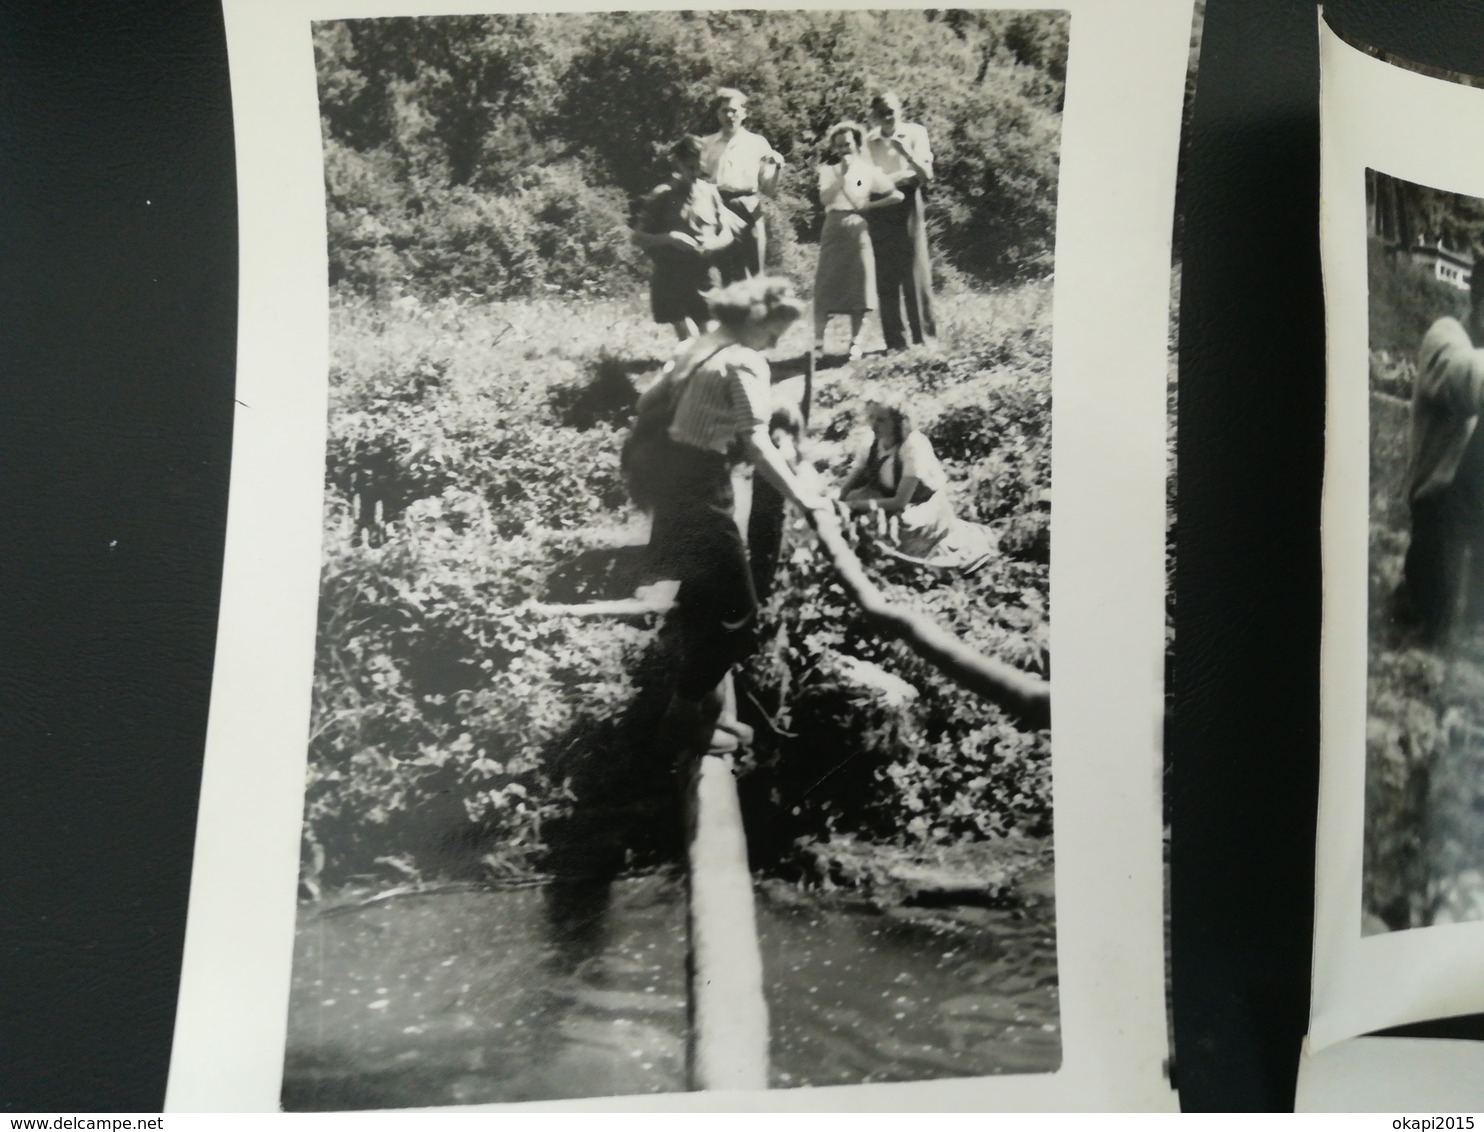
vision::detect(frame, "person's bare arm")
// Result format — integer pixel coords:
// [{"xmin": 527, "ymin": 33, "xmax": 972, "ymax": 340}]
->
[
  {"xmin": 843, "ymin": 471, "xmax": 920, "ymax": 514},
  {"xmin": 887, "ymin": 129, "xmax": 933, "ymax": 186},
  {"xmin": 744, "ymin": 426, "xmax": 828, "ymax": 514}
]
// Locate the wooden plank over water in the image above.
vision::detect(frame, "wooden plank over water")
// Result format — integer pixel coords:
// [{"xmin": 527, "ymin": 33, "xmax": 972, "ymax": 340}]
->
[{"xmin": 683, "ymin": 750, "xmax": 769, "ymax": 1092}]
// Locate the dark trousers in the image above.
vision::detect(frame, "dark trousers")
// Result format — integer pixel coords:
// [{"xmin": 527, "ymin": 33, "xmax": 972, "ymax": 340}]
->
[
  {"xmin": 1401, "ymin": 489, "xmax": 1484, "ymax": 640},
  {"xmin": 868, "ymin": 197, "xmax": 926, "ymax": 349},
  {"xmin": 648, "ymin": 444, "xmax": 759, "ymax": 699}
]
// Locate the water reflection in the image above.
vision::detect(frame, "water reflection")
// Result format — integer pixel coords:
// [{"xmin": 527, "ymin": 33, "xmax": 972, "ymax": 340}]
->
[{"xmin": 282, "ymin": 875, "xmax": 1058, "ymax": 1110}]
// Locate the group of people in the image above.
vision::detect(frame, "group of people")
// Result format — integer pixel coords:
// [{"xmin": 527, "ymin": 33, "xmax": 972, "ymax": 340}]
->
[
  {"xmin": 626, "ymin": 273, "xmax": 992, "ymax": 761},
  {"xmin": 631, "ymin": 87, "xmax": 936, "ymax": 357},
  {"xmin": 621, "ymin": 87, "xmax": 990, "ymax": 760}
]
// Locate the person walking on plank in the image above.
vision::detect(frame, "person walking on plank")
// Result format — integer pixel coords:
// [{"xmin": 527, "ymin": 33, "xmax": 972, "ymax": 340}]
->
[{"xmin": 637, "ymin": 276, "xmax": 830, "ymax": 756}]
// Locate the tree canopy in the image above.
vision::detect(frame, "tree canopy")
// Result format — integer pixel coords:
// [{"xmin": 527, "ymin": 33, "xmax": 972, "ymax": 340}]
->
[{"xmin": 314, "ymin": 9, "xmax": 1068, "ymax": 299}]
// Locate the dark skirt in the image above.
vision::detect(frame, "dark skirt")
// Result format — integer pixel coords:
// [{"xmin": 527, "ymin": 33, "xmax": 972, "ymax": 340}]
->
[
  {"xmin": 814, "ymin": 211, "xmax": 876, "ymax": 314},
  {"xmin": 649, "ymin": 247, "xmax": 713, "ymax": 326},
  {"xmin": 647, "ymin": 440, "xmax": 758, "ymax": 698}
]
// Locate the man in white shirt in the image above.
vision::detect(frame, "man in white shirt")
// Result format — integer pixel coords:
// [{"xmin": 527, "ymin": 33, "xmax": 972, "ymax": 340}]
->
[
  {"xmin": 699, "ymin": 87, "xmax": 784, "ymax": 284},
  {"xmin": 865, "ymin": 91, "xmax": 937, "ymax": 349}
]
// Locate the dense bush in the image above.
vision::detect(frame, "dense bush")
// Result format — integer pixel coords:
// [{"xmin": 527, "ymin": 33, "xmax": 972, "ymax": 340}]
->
[
  {"xmin": 747, "ymin": 526, "xmax": 1051, "ymax": 847},
  {"xmin": 323, "ymin": 306, "xmax": 627, "ymax": 535},
  {"xmin": 314, "ymin": 11, "xmax": 1065, "ymax": 299},
  {"xmin": 305, "ymin": 288, "xmax": 1051, "ymax": 893},
  {"xmin": 325, "ymin": 141, "xmax": 644, "ymax": 299},
  {"xmin": 306, "ymin": 518, "xmax": 652, "ymax": 892}
]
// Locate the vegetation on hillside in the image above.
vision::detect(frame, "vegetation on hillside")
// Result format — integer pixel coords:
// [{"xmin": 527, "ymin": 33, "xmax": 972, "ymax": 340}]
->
[
  {"xmin": 302, "ymin": 12, "xmax": 1064, "ymax": 898},
  {"xmin": 313, "ymin": 10, "xmax": 1067, "ymax": 300},
  {"xmin": 304, "ymin": 289, "xmax": 1052, "ymax": 895}
]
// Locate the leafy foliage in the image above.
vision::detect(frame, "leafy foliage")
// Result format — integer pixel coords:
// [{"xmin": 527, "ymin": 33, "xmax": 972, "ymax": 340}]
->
[
  {"xmin": 1367, "ymin": 235, "xmax": 1468, "ymax": 362},
  {"xmin": 313, "ymin": 10, "xmax": 1065, "ymax": 299},
  {"xmin": 305, "ymin": 287, "xmax": 1052, "ymax": 893}
]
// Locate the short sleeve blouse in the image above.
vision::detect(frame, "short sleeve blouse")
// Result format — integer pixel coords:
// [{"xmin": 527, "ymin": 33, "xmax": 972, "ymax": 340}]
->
[
  {"xmin": 668, "ymin": 343, "xmax": 772, "ymax": 455},
  {"xmin": 898, "ymin": 431, "xmax": 947, "ymax": 493}
]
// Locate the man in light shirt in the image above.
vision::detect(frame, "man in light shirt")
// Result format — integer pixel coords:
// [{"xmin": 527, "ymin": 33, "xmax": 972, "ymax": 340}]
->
[
  {"xmin": 865, "ymin": 90, "xmax": 937, "ymax": 350},
  {"xmin": 699, "ymin": 87, "xmax": 784, "ymax": 284}
]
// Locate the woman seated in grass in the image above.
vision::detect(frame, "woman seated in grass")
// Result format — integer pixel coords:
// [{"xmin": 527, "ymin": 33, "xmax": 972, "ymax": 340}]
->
[
  {"xmin": 635, "ymin": 276, "xmax": 830, "ymax": 757},
  {"xmin": 812, "ymin": 120, "xmax": 902, "ymax": 361},
  {"xmin": 837, "ymin": 397, "xmax": 997, "ymax": 572},
  {"xmin": 630, "ymin": 135, "xmax": 741, "ymax": 340}
]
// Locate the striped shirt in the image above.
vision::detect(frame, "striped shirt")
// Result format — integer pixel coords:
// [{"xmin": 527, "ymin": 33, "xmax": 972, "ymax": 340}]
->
[{"xmin": 669, "ymin": 343, "xmax": 771, "ymax": 455}]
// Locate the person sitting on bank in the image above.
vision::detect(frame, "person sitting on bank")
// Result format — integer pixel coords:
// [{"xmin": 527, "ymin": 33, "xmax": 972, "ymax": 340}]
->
[
  {"xmin": 640, "ymin": 276, "xmax": 831, "ymax": 756},
  {"xmin": 837, "ymin": 397, "xmax": 996, "ymax": 573},
  {"xmin": 1396, "ymin": 264, "xmax": 1484, "ymax": 642},
  {"xmin": 631, "ymin": 135, "xmax": 741, "ymax": 340},
  {"xmin": 699, "ymin": 87, "xmax": 785, "ymax": 285}
]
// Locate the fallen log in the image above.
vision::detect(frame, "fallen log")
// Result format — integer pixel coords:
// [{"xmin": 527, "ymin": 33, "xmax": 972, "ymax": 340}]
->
[
  {"xmin": 805, "ymin": 510, "xmax": 1052, "ymax": 730},
  {"xmin": 525, "ymin": 596, "xmax": 675, "ymax": 618},
  {"xmin": 683, "ymin": 749, "xmax": 769, "ymax": 1091}
]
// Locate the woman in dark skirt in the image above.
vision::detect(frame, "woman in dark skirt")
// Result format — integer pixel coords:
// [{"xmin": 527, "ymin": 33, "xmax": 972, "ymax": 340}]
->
[
  {"xmin": 812, "ymin": 121, "xmax": 901, "ymax": 361},
  {"xmin": 631, "ymin": 135, "xmax": 741, "ymax": 340},
  {"xmin": 634, "ymin": 276, "xmax": 830, "ymax": 756}
]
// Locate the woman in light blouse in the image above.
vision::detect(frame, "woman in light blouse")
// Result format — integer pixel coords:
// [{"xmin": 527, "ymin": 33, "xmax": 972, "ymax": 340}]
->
[
  {"xmin": 812, "ymin": 121, "xmax": 902, "ymax": 361},
  {"xmin": 838, "ymin": 397, "xmax": 997, "ymax": 572},
  {"xmin": 638, "ymin": 277, "xmax": 829, "ymax": 756}
]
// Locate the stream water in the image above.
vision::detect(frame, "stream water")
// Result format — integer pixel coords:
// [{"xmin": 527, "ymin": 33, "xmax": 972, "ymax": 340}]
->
[{"xmin": 282, "ymin": 874, "xmax": 1059, "ymax": 1110}]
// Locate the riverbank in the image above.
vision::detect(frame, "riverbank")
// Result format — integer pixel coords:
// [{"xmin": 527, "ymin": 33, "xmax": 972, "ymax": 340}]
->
[{"xmin": 305, "ymin": 283, "xmax": 1053, "ymax": 895}]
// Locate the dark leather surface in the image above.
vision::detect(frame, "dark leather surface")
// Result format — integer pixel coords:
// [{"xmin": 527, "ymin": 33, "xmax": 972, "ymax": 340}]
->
[
  {"xmin": 1169, "ymin": 0, "xmax": 1324, "ymax": 1111},
  {"xmin": 0, "ymin": 2, "xmax": 236, "ymax": 1112},
  {"xmin": 0, "ymin": 0, "xmax": 1472, "ymax": 1113}
]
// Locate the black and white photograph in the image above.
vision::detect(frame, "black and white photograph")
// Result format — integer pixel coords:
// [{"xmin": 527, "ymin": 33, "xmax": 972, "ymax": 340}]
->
[
  {"xmin": 1364, "ymin": 167, "xmax": 1484, "ymax": 934},
  {"xmin": 1311, "ymin": 24, "xmax": 1484, "ymax": 1056},
  {"xmin": 282, "ymin": 8, "xmax": 1064, "ymax": 1109}
]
